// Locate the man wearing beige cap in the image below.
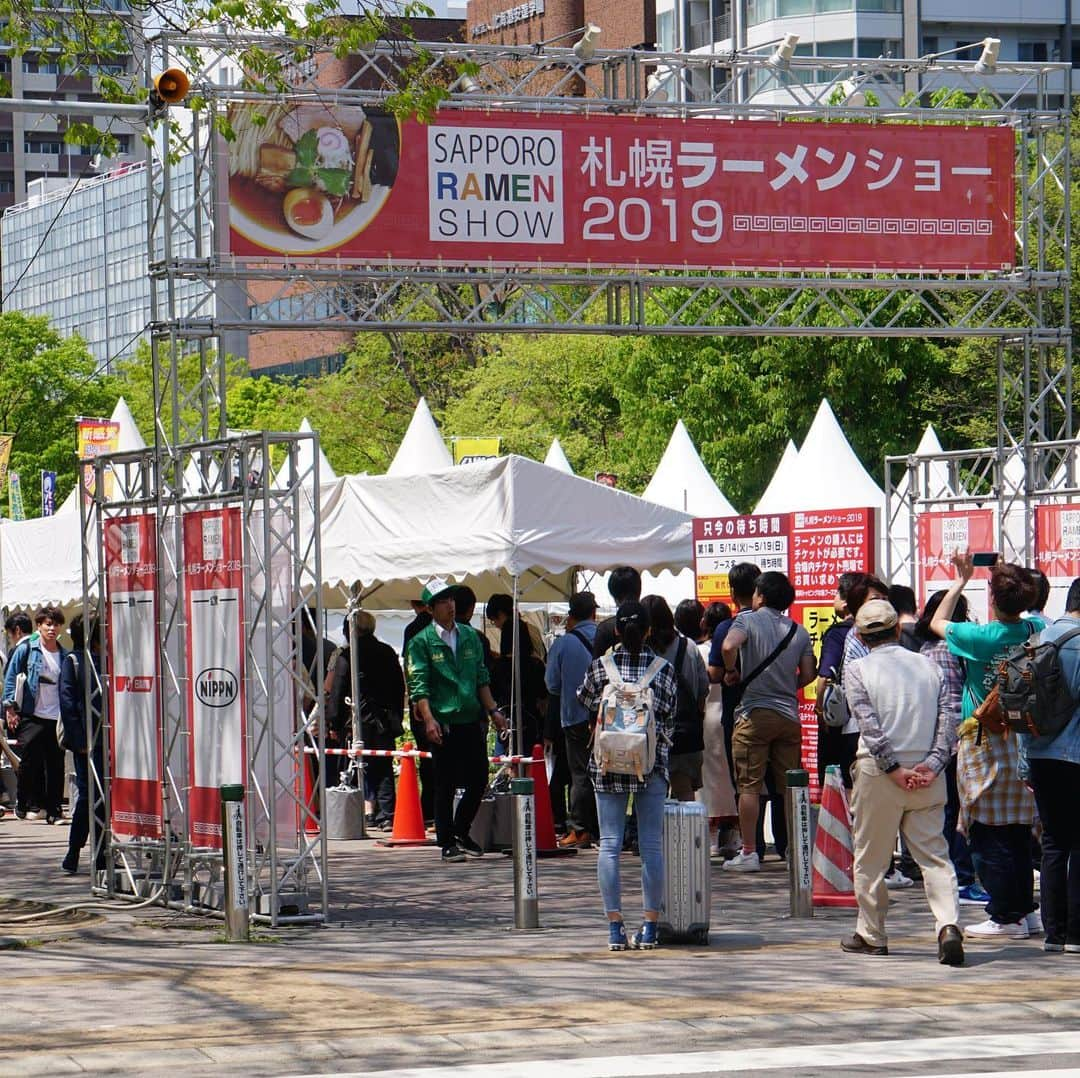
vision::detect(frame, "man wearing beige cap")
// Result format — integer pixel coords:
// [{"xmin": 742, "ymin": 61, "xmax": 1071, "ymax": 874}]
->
[{"xmin": 841, "ymin": 599, "xmax": 965, "ymax": 966}]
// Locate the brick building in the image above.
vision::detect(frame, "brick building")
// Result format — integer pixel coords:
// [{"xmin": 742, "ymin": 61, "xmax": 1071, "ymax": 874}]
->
[{"xmin": 466, "ymin": 0, "xmax": 656, "ymax": 54}]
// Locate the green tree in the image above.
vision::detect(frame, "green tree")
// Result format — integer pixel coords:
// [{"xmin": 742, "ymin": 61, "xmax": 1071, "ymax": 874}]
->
[{"xmin": 0, "ymin": 312, "xmax": 118, "ymax": 515}]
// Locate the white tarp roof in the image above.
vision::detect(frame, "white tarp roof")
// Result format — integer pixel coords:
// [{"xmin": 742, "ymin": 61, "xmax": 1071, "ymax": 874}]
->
[
  {"xmin": 754, "ymin": 440, "xmax": 799, "ymax": 516},
  {"xmin": 387, "ymin": 397, "xmax": 453, "ymax": 476},
  {"xmin": 643, "ymin": 420, "xmax": 736, "ymax": 517},
  {"xmin": 755, "ymin": 400, "xmax": 885, "ymax": 514},
  {"xmin": 543, "ymin": 438, "xmax": 574, "ymax": 475},
  {"xmin": 321, "ymin": 454, "xmax": 693, "ymax": 609}
]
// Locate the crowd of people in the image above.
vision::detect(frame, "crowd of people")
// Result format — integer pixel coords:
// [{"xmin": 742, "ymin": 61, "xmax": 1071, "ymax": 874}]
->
[
  {"xmin": 5, "ymin": 553, "xmax": 1078, "ymax": 967},
  {"xmin": 392, "ymin": 557, "xmax": 1080, "ymax": 963}
]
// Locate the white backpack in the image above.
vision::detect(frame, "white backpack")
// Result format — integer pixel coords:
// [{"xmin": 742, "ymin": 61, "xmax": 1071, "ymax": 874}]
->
[{"xmin": 592, "ymin": 654, "xmax": 667, "ymax": 780}]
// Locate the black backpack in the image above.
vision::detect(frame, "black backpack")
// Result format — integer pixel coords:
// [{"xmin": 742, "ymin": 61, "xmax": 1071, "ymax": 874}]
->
[{"xmin": 996, "ymin": 623, "xmax": 1080, "ymax": 738}]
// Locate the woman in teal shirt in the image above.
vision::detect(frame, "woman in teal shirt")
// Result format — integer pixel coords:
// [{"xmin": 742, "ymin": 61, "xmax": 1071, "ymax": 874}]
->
[{"xmin": 930, "ymin": 553, "xmax": 1040, "ymax": 942}]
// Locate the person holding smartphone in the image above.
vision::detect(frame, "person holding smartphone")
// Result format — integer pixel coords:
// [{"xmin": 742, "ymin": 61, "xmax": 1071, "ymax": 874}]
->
[{"xmin": 929, "ymin": 552, "xmax": 1042, "ymax": 941}]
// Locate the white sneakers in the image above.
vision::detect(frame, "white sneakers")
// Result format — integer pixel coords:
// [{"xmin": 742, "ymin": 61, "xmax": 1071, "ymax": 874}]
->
[
  {"xmin": 1025, "ymin": 910, "xmax": 1044, "ymax": 935},
  {"xmin": 965, "ymin": 918, "xmax": 1030, "ymax": 941},
  {"xmin": 884, "ymin": 868, "xmax": 914, "ymax": 890},
  {"xmin": 723, "ymin": 849, "xmax": 761, "ymax": 872}
]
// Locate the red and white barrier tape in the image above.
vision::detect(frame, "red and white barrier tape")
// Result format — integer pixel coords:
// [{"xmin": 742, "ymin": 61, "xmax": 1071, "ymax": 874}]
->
[
  {"xmin": 302, "ymin": 746, "xmax": 433, "ymax": 759},
  {"xmin": 301, "ymin": 746, "xmax": 538, "ymax": 764}
]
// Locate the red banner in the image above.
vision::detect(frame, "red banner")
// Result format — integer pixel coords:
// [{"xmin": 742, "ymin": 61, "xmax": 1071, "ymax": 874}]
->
[
  {"xmin": 916, "ymin": 509, "xmax": 995, "ymax": 622},
  {"xmin": 693, "ymin": 508, "xmax": 876, "ymax": 799},
  {"xmin": 1035, "ymin": 503, "xmax": 1080, "ymax": 616},
  {"xmin": 104, "ymin": 515, "xmax": 162, "ymax": 840},
  {"xmin": 226, "ymin": 107, "xmax": 1014, "ymax": 273},
  {"xmin": 184, "ymin": 508, "xmax": 246, "ymax": 849}
]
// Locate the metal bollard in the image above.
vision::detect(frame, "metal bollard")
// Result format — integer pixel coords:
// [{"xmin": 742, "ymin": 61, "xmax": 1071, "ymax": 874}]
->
[
  {"xmin": 220, "ymin": 783, "xmax": 250, "ymax": 941},
  {"xmin": 785, "ymin": 769, "xmax": 814, "ymax": 919},
  {"xmin": 510, "ymin": 776, "xmax": 540, "ymax": 929}
]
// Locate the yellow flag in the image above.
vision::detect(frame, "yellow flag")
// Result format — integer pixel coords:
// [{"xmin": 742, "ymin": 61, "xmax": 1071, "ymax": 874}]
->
[{"xmin": 452, "ymin": 437, "xmax": 501, "ymax": 465}]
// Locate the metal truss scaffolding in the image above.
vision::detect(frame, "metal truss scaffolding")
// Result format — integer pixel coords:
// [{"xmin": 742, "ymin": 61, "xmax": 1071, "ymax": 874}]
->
[
  {"xmin": 81, "ymin": 432, "xmax": 327, "ymax": 925},
  {"xmin": 75, "ymin": 33, "xmax": 1071, "ymax": 918}
]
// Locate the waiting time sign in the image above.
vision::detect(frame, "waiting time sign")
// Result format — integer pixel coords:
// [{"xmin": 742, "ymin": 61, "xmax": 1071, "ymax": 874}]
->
[{"xmin": 226, "ymin": 106, "xmax": 1015, "ymax": 272}]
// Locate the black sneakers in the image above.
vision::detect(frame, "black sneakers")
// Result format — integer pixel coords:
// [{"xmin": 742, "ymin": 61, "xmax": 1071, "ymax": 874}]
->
[
  {"xmin": 441, "ymin": 845, "xmax": 466, "ymax": 863},
  {"xmin": 456, "ymin": 836, "xmax": 484, "ymax": 858}
]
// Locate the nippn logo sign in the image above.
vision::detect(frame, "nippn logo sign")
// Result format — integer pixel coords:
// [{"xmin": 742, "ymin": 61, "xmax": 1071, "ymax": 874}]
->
[{"xmin": 196, "ymin": 667, "xmax": 239, "ymax": 709}]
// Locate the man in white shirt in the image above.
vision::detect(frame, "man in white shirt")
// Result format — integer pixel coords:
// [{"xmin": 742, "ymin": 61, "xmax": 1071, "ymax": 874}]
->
[{"xmin": 841, "ymin": 600, "xmax": 963, "ymax": 965}]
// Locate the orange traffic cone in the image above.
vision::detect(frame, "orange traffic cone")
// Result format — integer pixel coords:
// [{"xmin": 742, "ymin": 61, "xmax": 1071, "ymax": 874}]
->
[
  {"xmin": 379, "ymin": 743, "xmax": 434, "ymax": 847},
  {"xmin": 812, "ymin": 764, "xmax": 857, "ymax": 908},
  {"xmin": 530, "ymin": 741, "xmax": 576, "ymax": 857}
]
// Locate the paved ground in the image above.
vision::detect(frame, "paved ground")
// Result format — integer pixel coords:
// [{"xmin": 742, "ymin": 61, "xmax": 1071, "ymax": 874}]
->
[{"xmin": 3, "ymin": 814, "xmax": 1079, "ymax": 1077}]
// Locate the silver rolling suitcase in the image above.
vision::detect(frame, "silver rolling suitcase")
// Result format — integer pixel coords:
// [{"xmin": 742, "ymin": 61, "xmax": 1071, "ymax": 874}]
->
[{"xmin": 659, "ymin": 799, "xmax": 711, "ymax": 944}]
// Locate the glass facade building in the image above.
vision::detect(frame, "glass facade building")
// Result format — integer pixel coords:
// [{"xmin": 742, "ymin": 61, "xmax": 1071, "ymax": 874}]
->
[{"xmin": 0, "ymin": 159, "xmax": 216, "ymax": 371}]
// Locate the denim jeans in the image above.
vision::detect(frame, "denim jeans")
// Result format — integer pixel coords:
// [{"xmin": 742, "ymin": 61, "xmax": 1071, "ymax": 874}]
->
[
  {"xmin": 968, "ymin": 820, "xmax": 1036, "ymax": 925},
  {"xmin": 1028, "ymin": 757, "xmax": 1080, "ymax": 946},
  {"xmin": 595, "ymin": 773, "xmax": 666, "ymax": 916}
]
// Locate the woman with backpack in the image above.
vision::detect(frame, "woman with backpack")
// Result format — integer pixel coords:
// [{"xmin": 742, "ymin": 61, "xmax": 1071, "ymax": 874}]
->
[
  {"xmin": 642, "ymin": 595, "xmax": 708, "ymax": 801},
  {"xmin": 930, "ymin": 553, "xmax": 1042, "ymax": 941},
  {"xmin": 578, "ymin": 600, "xmax": 678, "ymax": 951}
]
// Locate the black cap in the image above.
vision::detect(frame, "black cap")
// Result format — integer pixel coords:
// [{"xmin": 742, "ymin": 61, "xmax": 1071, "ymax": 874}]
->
[{"xmin": 568, "ymin": 591, "xmax": 598, "ymax": 620}]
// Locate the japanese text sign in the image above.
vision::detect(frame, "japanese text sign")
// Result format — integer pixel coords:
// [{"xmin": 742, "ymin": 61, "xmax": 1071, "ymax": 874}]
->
[
  {"xmin": 693, "ymin": 514, "xmax": 791, "ymax": 602},
  {"xmin": 226, "ymin": 108, "xmax": 1015, "ymax": 273},
  {"xmin": 1035, "ymin": 503, "xmax": 1080, "ymax": 617}
]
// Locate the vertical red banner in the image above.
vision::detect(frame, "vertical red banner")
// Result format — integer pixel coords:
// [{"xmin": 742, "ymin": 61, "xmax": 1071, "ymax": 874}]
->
[
  {"xmin": 1035, "ymin": 503, "xmax": 1080, "ymax": 617},
  {"xmin": 916, "ymin": 509, "xmax": 996, "ymax": 622},
  {"xmin": 184, "ymin": 508, "xmax": 246, "ymax": 849},
  {"xmin": 789, "ymin": 508, "xmax": 877, "ymax": 801},
  {"xmin": 104, "ymin": 514, "xmax": 162, "ymax": 839}
]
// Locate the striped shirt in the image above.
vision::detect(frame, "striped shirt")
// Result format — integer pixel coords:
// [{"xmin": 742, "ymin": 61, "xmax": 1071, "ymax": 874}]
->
[{"xmin": 577, "ymin": 645, "xmax": 678, "ymax": 794}]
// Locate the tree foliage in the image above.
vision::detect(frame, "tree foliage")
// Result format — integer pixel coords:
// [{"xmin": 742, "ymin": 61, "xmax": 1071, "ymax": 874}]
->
[{"xmin": 0, "ymin": 313, "xmax": 117, "ymax": 515}]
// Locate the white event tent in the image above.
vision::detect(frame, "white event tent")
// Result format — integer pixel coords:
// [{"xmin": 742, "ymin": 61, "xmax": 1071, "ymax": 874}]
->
[
  {"xmin": 635, "ymin": 421, "xmax": 736, "ymax": 608},
  {"xmin": 319, "ymin": 454, "xmax": 694, "ymax": 609},
  {"xmin": 754, "ymin": 440, "xmax": 799, "ymax": 516},
  {"xmin": 274, "ymin": 417, "xmax": 339, "ymax": 487},
  {"xmin": 543, "ymin": 438, "xmax": 574, "ymax": 475},
  {"xmin": 387, "ymin": 397, "xmax": 453, "ymax": 476},
  {"xmin": 753, "ymin": 399, "xmax": 887, "ymax": 568}
]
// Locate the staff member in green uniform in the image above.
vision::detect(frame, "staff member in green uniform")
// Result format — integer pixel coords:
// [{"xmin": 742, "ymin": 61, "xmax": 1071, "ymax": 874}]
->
[{"xmin": 407, "ymin": 578, "xmax": 508, "ymax": 862}]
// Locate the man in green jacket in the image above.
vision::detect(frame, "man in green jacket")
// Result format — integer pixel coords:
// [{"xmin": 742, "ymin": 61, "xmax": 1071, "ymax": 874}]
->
[{"xmin": 407, "ymin": 578, "xmax": 507, "ymax": 862}]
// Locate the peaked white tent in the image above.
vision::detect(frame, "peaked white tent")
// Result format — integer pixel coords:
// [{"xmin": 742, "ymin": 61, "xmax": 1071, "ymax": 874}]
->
[
  {"xmin": 320, "ymin": 454, "xmax": 693, "ymax": 608},
  {"xmin": 387, "ymin": 397, "xmax": 453, "ymax": 476},
  {"xmin": 887, "ymin": 425, "xmax": 955, "ymax": 585},
  {"xmin": 638, "ymin": 421, "xmax": 736, "ymax": 607},
  {"xmin": 543, "ymin": 438, "xmax": 574, "ymax": 475},
  {"xmin": 274, "ymin": 417, "xmax": 338, "ymax": 486},
  {"xmin": 755, "ymin": 400, "xmax": 885, "ymax": 515},
  {"xmin": 754, "ymin": 440, "xmax": 799, "ymax": 516},
  {"xmin": 643, "ymin": 420, "xmax": 737, "ymax": 517}
]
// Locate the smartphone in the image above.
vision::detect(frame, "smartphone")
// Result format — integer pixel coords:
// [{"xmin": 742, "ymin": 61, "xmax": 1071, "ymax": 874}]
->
[{"xmin": 972, "ymin": 551, "xmax": 999, "ymax": 567}]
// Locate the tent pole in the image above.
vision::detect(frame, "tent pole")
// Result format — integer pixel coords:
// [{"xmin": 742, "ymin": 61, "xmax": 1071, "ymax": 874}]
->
[{"xmin": 511, "ymin": 575, "xmax": 522, "ymax": 760}]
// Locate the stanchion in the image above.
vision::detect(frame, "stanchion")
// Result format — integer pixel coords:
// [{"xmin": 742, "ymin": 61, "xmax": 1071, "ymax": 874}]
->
[
  {"xmin": 220, "ymin": 783, "xmax": 249, "ymax": 941},
  {"xmin": 511, "ymin": 776, "xmax": 539, "ymax": 929},
  {"xmin": 785, "ymin": 769, "xmax": 813, "ymax": 919}
]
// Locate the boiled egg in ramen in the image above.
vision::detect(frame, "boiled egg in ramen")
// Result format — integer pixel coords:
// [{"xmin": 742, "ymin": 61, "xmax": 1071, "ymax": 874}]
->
[{"xmin": 282, "ymin": 187, "xmax": 334, "ymax": 241}]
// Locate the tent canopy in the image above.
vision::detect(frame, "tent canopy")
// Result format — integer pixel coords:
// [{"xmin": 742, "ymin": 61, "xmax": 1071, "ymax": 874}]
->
[
  {"xmin": 387, "ymin": 397, "xmax": 453, "ymax": 476},
  {"xmin": 755, "ymin": 400, "xmax": 884, "ymax": 514},
  {"xmin": 543, "ymin": 438, "xmax": 574, "ymax": 475},
  {"xmin": 755, "ymin": 440, "xmax": 799, "ymax": 516},
  {"xmin": 321, "ymin": 454, "xmax": 693, "ymax": 609},
  {"xmin": 643, "ymin": 420, "xmax": 736, "ymax": 517}
]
